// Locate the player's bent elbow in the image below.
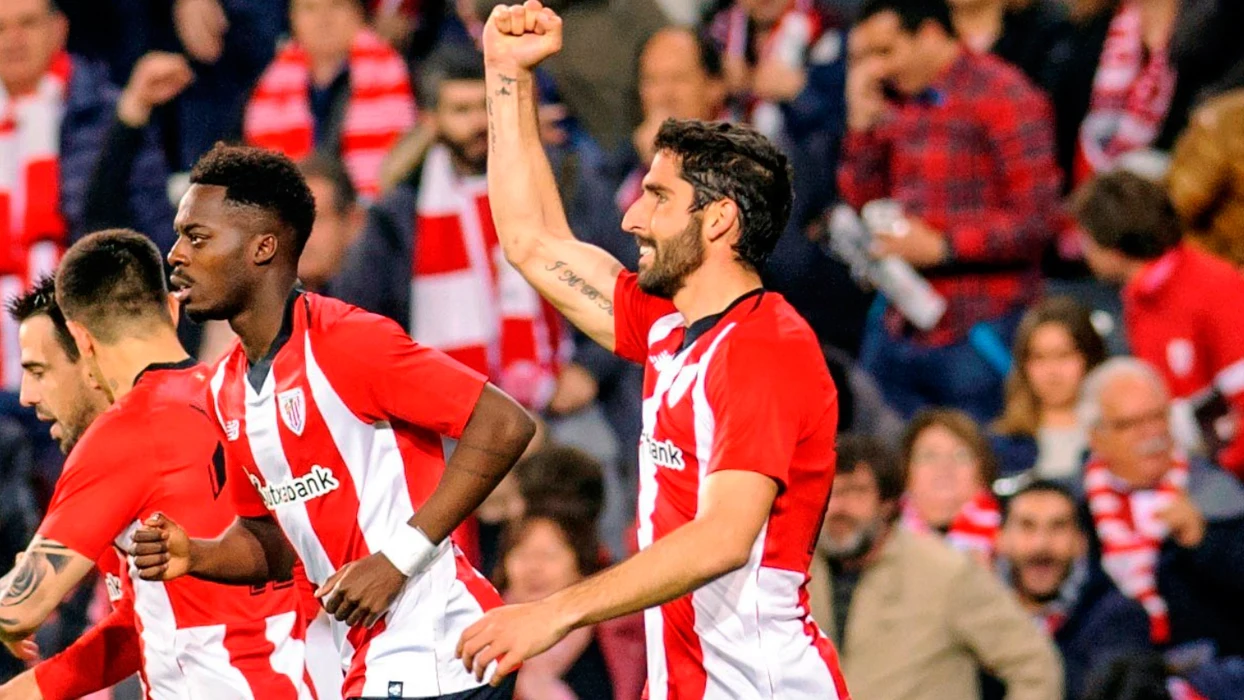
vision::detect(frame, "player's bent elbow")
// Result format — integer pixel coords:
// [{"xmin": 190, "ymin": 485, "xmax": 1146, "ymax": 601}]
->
[{"xmin": 497, "ymin": 222, "xmax": 550, "ymax": 268}]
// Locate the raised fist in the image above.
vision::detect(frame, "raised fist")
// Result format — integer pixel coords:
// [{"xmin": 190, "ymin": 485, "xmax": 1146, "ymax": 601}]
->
[
  {"xmin": 482, "ymin": 0, "xmax": 564, "ymax": 70},
  {"xmin": 117, "ymin": 52, "xmax": 195, "ymax": 127}
]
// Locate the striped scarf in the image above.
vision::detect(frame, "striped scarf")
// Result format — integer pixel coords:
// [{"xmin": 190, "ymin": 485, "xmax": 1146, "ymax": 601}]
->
[
  {"xmin": 901, "ymin": 488, "xmax": 1002, "ymax": 563},
  {"xmin": 1084, "ymin": 453, "xmax": 1188, "ymax": 644},
  {"xmin": 244, "ymin": 29, "xmax": 415, "ymax": 201},
  {"xmin": 0, "ymin": 51, "xmax": 71, "ymax": 389},
  {"xmin": 411, "ymin": 144, "xmax": 562, "ymax": 410},
  {"xmin": 1074, "ymin": 1, "xmax": 1176, "ymax": 184}
]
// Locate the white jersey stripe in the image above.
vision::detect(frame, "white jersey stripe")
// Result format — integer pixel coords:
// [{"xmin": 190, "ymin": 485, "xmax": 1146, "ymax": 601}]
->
[
  {"xmin": 244, "ymin": 372, "xmax": 337, "ymax": 587},
  {"xmin": 174, "ymin": 624, "xmax": 258, "ymax": 699},
  {"xmin": 265, "ymin": 611, "xmax": 314, "ymax": 700},
  {"xmin": 129, "ymin": 557, "xmax": 182, "ymax": 700},
  {"xmin": 304, "ymin": 334, "xmax": 416, "ymax": 555}
]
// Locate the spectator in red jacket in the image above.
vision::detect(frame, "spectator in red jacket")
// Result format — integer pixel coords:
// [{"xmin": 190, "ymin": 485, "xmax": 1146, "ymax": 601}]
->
[
  {"xmin": 840, "ymin": 0, "xmax": 1062, "ymax": 422},
  {"xmin": 1072, "ymin": 170, "xmax": 1244, "ymax": 480}
]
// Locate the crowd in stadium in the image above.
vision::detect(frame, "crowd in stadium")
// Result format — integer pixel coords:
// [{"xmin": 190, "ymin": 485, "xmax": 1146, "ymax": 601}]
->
[{"xmin": 2, "ymin": 0, "xmax": 1244, "ymax": 698}]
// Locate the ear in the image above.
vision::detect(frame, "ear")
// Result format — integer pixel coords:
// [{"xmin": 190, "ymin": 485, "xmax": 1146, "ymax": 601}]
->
[
  {"xmin": 166, "ymin": 293, "xmax": 181, "ymax": 331},
  {"xmin": 65, "ymin": 320, "xmax": 95, "ymax": 360},
  {"xmin": 345, "ymin": 205, "xmax": 367, "ymax": 246},
  {"xmin": 254, "ymin": 233, "xmax": 279, "ymax": 266},
  {"xmin": 702, "ymin": 198, "xmax": 740, "ymax": 245}
]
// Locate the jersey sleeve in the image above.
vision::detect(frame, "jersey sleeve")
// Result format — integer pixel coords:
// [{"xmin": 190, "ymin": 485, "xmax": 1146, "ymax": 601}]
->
[
  {"xmin": 37, "ymin": 430, "xmax": 150, "ymax": 561},
  {"xmin": 613, "ymin": 270, "xmax": 679, "ymax": 364},
  {"xmin": 34, "ymin": 595, "xmax": 140, "ymax": 700},
  {"xmin": 318, "ymin": 307, "xmax": 488, "ymax": 438},
  {"xmin": 703, "ymin": 336, "xmax": 820, "ymax": 489}
]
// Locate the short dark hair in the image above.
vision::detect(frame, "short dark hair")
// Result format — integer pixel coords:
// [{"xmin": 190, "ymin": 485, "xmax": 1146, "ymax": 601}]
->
[
  {"xmin": 1001, "ymin": 479, "xmax": 1083, "ymax": 531},
  {"xmin": 491, "ymin": 507, "xmax": 605, "ymax": 591},
  {"xmin": 837, "ymin": 434, "xmax": 904, "ymax": 506},
  {"xmin": 514, "ymin": 445, "xmax": 605, "ymax": 523},
  {"xmin": 1071, "ymin": 171, "xmax": 1182, "ymax": 260},
  {"xmin": 55, "ymin": 230, "xmax": 170, "ymax": 342},
  {"xmin": 901, "ymin": 408, "xmax": 998, "ymax": 487},
  {"xmin": 190, "ymin": 142, "xmax": 317, "ymax": 255},
  {"xmin": 6, "ymin": 275, "xmax": 79, "ymax": 362},
  {"xmin": 653, "ymin": 119, "xmax": 793, "ymax": 271},
  {"xmin": 417, "ymin": 43, "xmax": 486, "ymax": 108},
  {"xmin": 858, "ymin": 0, "xmax": 955, "ymax": 35},
  {"xmin": 298, "ymin": 152, "xmax": 357, "ymax": 215},
  {"xmin": 647, "ymin": 28, "xmax": 724, "ymax": 79}
]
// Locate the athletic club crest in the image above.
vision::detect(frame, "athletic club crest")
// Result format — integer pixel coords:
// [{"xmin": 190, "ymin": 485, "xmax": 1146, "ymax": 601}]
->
[{"xmin": 278, "ymin": 388, "xmax": 306, "ymax": 436}]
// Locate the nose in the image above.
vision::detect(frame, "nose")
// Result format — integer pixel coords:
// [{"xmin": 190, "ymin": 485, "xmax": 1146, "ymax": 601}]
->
[
  {"xmin": 621, "ymin": 197, "xmax": 650, "ymax": 235},
  {"xmin": 18, "ymin": 374, "xmax": 39, "ymax": 410},
  {"xmin": 167, "ymin": 236, "xmax": 189, "ymax": 268}
]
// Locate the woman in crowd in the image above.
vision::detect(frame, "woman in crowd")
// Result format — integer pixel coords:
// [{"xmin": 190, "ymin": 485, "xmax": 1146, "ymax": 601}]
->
[
  {"xmin": 991, "ymin": 296, "xmax": 1108, "ymax": 480},
  {"xmin": 900, "ymin": 410, "xmax": 1002, "ymax": 566},
  {"xmin": 494, "ymin": 509, "xmax": 646, "ymax": 700}
]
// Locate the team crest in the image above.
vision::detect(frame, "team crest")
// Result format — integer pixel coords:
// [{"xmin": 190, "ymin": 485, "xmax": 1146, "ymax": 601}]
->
[{"xmin": 278, "ymin": 388, "xmax": 306, "ymax": 436}]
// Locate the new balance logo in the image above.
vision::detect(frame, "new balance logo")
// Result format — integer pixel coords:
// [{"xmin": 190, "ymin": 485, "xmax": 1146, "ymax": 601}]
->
[
  {"xmin": 641, "ymin": 432, "xmax": 685, "ymax": 471},
  {"xmin": 224, "ymin": 419, "xmax": 240, "ymax": 441},
  {"xmin": 249, "ymin": 466, "xmax": 340, "ymax": 509},
  {"xmin": 649, "ymin": 351, "xmax": 676, "ymax": 374}
]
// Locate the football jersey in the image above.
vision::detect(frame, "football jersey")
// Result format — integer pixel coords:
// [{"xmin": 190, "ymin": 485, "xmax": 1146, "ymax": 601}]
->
[
  {"xmin": 612, "ymin": 272, "xmax": 851, "ymax": 700},
  {"xmin": 38, "ymin": 361, "xmax": 312, "ymax": 700},
  {"xmin": 208, "ymin": 291, "xmax": 504, "ymax": 699}
]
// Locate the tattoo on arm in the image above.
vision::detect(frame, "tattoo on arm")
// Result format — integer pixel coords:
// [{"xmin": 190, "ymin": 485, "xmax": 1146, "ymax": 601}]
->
[
  {"xmin": 487, "ymin": 74, "xmax": 518, "ymax": 155},
  {"xmin": 0, "ymin": 540, "xmax": 73, "ymax": 615},
  {"xmin": 545, "ymin": 261, "xmax": 614, "ymax": 316}
]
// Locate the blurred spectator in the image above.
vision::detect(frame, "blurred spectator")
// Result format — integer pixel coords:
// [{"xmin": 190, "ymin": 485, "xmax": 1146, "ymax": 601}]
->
[
  {"xmin": 900, "ymin": 409, "xmax": 1002, "ymax": 565},
  {"xmin": 1078, "ymin": 358, "xmax": 1244, "ymax": 656},
  {"xmin": 0, "ymin": 419, "xmax": 38, "ymax": 681},
  {"xmin": 997, "ymin": 480, "xmax": 1152, "ymax": 699},
  {"xmin": 299, "ymin": 153, "xmax": 365, "ymax": 291},
  {"xmin": 244, "ymin": 0, "xmax": 416, "ymax": 201},
  {"xmin": 809, "ymin": 434, "xmax": 1063, "ymax": 700},
  {"xmin": 823, "ymin": 343, "xmax": 906, "ymax": 449},
  {"xmin": 841, "ymin": 0, "xmax": 1061, "ymax": 421},
  {"xmin": 1167, "ymin": 89, "xmax": 1244, "ymax": 267},
  {"xmin": 991, "ymin": 296, "xmax": 1107, "ymax": 480},
  {"xmin": 476, "ymin": 0, "xmax": 667, "ymax": 154},
  {"xmin": 494, "ymin": 510, "xmax": 646, "ymax": 700},
  {"xmin": 1072, "ymin": 171, "xmax": 1244, "ymax": 479},
  {"xmin": 1078, "ymin": 652, "xmax": 1176, "ymax": 700},
  {"xmin": 332, "ymin": 43, "xmax": 563, "ymax": 412},
  {"xmin": 949, "ymin": 0, "xmax": 1068, "ymax": 90},
  {"xmin": 0, "ymin": 0, "xmax": 182, "ymax": 393}
]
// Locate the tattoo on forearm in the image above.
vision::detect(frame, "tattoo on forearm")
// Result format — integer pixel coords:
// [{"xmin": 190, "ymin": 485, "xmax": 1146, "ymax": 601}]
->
[
  {"xmin": 0, "ymin": 541, "xmax": 72, "ymax": 612},
  {"xmin": 545, "ymin": 261, "xmax": 614, "ymax": 316}
]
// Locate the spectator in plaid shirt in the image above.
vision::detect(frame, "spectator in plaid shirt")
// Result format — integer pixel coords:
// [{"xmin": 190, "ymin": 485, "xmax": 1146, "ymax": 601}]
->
[{"xmin": 840, "ymin": 0, "xmax": 1061, "ymax": 422}]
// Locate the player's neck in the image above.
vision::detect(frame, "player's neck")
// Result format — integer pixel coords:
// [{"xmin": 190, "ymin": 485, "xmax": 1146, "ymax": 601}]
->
[
  {"xmin": 231, "ymin": 276, "xmax": 298, "ymax": 364},
  {"xmin": 672, "ymin": 262, "xmax": 764, "ymax": 326},
  {"xmin": 94, "ymin": 331, "xmax": 191, "ymax": 399}
]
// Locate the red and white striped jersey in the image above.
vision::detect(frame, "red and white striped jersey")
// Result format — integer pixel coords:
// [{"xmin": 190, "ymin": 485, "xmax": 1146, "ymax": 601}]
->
[
  {"xmin": 207, "ymin": 292, "xmax": 504, "ymax": 699},
  {"xmin": 38, "ymin": 361, "xmax": 313, "ymax": 700},
  {"xmin": 612, "ymin": 272, "xmax": 851, "ymax": 700}
]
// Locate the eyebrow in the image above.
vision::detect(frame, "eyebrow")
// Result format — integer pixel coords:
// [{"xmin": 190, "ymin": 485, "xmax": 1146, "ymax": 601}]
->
[
  {"xmin": 643, "ymin": 183, "xmax": 671, "ymax": 196},
  {"xmin": 21, "ymin": 361, "xmax": 46, "ymax": 371}
]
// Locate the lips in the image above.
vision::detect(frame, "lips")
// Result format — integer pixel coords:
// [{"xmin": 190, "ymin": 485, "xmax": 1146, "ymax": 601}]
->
[{"xmin": 169, "ymin": 273, "xmax": 193, "ymax": 302}]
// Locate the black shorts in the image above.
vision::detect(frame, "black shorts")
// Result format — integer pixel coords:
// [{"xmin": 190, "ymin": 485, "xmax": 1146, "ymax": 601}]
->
[{"xmin": 348, "ymin": 674, "xmax": 516, "ymax": 700}]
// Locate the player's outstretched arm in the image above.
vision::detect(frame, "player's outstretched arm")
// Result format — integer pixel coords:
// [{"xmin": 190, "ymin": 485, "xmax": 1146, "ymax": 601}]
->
[
  {"xmin": 457, "ymin": 470, "xmax": 779, "ymax": 683},
  {"xmin": 484, "ymin": 2, "xmax": 625, "ymax": 352},
  {"xmin": 131, "ymin": 514, "xmax": 295, "ymax": 586},
  {"xmin": 0, "ymin": 537, "xmax": 95, "ymax": 645}
]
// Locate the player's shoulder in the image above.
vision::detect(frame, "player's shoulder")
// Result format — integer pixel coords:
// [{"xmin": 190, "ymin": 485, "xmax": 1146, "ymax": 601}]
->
[
  {"xmin": 723, "ymin": 292, "xmax": 822, "ymax": 354},
  {"xmin": 302, "ymin": 291, "xmax": 403, "ymax": 339}
]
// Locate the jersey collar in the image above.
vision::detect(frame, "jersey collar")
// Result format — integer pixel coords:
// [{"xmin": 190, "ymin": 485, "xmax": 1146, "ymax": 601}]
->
[
  {"xmin": 679, "ymin": 287, "xmax": 765, "ymax": 352},
  {"xmin": 133, "ymin": 357, "xmax": 198, "ymax": 387},
  {"xmin": 245, "ymin": 286, "xmax": 304, "ymax": 392}
]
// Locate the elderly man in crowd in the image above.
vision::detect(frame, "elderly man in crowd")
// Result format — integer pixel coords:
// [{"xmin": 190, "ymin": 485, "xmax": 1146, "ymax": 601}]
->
[{"xmin": 1078, "ymin": 358, "xmax": 1244, "ymax": 661}]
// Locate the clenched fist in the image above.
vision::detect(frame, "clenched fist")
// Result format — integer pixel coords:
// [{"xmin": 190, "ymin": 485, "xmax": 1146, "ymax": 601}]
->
[
  {"xmin": 117, "ymin": 52, "xmax": 194, "ymax": 127},
  {"xmin": 482, "ymin": 0, "xmax": 564, "ymax": 70}
]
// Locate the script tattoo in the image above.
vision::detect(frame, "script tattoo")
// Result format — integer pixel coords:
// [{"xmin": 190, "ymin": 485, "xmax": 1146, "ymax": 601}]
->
[
  {"xmin": 0, "ymin": 539, "xmax": 72, "ymax": 626},
  {"xmin": 546, "ymin": 261, "xmax": 614, "ymax": 316}
]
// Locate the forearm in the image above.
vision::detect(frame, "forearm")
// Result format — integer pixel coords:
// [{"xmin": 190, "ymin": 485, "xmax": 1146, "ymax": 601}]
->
[
  {"xmin": 80, "ymin": 118, "xmax": 144, "ymax": 233},
  {"xmin": 486, "ymin": 63, "xmax": 552, "ymax": 264},
  {"xmin": 0, "ymin": 539, "xmax": 91, "ymax": 641},
  {"xmin": 189, "ymin": 517, "xmax": 293, "ymax": 585},
  {"xmin": 410, "ymin": 386, "xmax": 536, "ymax": 543},
  {"xmin": 548, "ymin": 517, "xmax": 747, "ymax": 630},
  {"xmin": 35, "ymin": 603, "xmax": 141, "ymax": 700},
  {"xmin": 517, "ymin": 71, "xmax": 573, "ymax": 241}
]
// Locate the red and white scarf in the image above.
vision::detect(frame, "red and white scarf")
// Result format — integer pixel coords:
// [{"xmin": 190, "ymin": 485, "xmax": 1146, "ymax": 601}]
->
[
  {"xmin": 411, "ymin": 144, "xmax": 563, "ymax": 410},
  {"xmin": 1074, "ymin": 1, "xmax": 1176, "ymax": 184},
  {"xmin": 244, "ymin": 29, "xmax": 415, "ymax": 201},
  {"xmin": 1084, "ymin": 453, "xmax": 1189, "ymax": 644},
  {"xmin": 0, "ymin": 51, "xmax": 71, "ymax": 389},
  {"xmin": 717, "ymin": 0, "xmax": 822, "ymax": 140},
  {"xmin": 901, "ymin": 488, "xmax": 1002, "ymax": 563}
]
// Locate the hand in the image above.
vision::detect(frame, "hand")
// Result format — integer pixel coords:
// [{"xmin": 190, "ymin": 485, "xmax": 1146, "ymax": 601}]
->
[
  {"xmin": 1, "ymin": 635, "xmax": 38, "ymax": 664},
  {"xmin": 482, "ymin": 0, "xmax": 564, "ymax": 70},
  {"xmin": 315, "ymin": 553, "xmax": 407, "ymax": 628},
  {"xmin": 373, "ymin": 11, "xmax": 415, "ymax": 52},
  {"xmin": 846, "ymin": 30, "xmax": 886, "ymax": 132},
  {"xmin": 752, "ymin": 58, "xmax": 807, "ymax": 103},
  {"xmin": 457, "ymin": 601, "xmax": 574, "ymax": 685},
  {"xmin": 722, "ymin": 54, "xmax": 751, "ymax": 97},
  {"xmin": 130, "ymin": 513, "xmax": 192, "ymax": 581},
  {"xmin": 0, "ymin": 670, "xmax": 42, "ymax": 699},
  {"xmin": 117, "ymin": 52, "xmax": 194, "ymax": 127},
  {"xmin": 548, "ymin": 363, "xmax": 598, "ymax": 416},
  {"xmin": 1157, "ymin": 492, "xmax": 1206, "ymax": 549},
  {"xmin": 174, "ymin": 0, "xmax": 228, "ymax": 64},
  {"xmin": 871, "ymin": 218, "xmax": 949, "ymax": 268}
]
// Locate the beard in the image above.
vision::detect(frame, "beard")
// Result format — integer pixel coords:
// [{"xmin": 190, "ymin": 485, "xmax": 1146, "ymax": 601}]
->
[
  {"xmin": 637, "ymin": 214, "xmax": 706, "ymax": 300},
  {"xmin": 1013, "ymin": 554, "xmax": 1073, "ymax": 603},
  {"xmin": 444, "ymin": 132, "xmax": 489, "ymax": 175},
  {"xmin": 821, "ymin": 515, "xmax": 886, "ymax": 563}
]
